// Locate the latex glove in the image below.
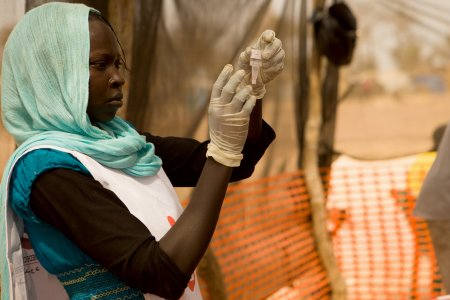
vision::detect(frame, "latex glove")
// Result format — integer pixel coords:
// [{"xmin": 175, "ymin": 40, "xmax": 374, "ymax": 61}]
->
[
  {"xmin": 237, "ymin": 29, "xmax": 285, "ymax": 99},
  {"xmin": 207, "ymin": 64, "xmax": 257, "ymax": 167}
]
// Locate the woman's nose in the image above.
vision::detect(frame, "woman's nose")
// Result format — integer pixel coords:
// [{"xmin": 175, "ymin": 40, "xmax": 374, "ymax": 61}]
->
[{"xmin": 109, "ymin": 70, "xmax": 125, "ymax": 88}]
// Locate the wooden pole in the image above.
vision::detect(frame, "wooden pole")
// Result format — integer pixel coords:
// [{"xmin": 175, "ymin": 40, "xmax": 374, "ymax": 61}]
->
[
  {"xmin": 302, "ymin": 0, "xmax": 347, "ymax": 299},
  {"xmin": 296, "ymin": 0, "xmax": 309, "ymax": 169},
  {"xmin": 319, "ymin": 62, "xmax": 339, "ymax": 168}
]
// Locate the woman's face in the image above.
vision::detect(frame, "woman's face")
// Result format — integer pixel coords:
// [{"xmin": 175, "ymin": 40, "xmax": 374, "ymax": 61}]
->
[{"xmin": 87, "ymin": 19, "xmax": 125, "ymax": 123}]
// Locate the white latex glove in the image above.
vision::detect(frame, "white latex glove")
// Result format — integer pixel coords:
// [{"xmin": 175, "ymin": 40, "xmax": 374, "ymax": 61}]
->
[
  {"xmin": 206, "ymin": 64, "xmax": 257, "ymax": 167},
  {"xmin": 237, "ymin": 29, "xmax": 285, "ymax": 99}
]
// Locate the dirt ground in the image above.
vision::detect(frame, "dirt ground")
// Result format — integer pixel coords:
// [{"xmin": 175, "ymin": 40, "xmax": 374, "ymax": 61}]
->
[{"xmin": 335, "ymin": 91, "xmax": 450, "ymax": 160}]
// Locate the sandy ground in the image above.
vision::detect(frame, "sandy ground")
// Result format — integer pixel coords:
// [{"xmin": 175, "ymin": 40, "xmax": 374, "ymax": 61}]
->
[{"xmin": 335, "ymin": 92, "xmax": 450, "ymax": 159}]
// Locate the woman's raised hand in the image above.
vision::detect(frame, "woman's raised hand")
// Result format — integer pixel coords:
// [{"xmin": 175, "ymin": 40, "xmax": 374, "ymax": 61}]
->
[
  {"xmin": 206, "ymin": 64, "xmax": 256, "ymax": 167},
  {"xmin": 237, "ymin": 29, "xmax": 285, "ymax": 99}
]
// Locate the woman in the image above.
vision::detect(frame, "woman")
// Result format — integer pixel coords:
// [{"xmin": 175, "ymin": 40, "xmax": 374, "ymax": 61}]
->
[{"xmin": 0, "ymin": 2, "xmax": 284, "ymax": 299}]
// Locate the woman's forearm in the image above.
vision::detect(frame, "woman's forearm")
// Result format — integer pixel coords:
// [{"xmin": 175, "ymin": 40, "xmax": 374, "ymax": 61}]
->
[
  {"xmin": 158, "ymin": 157, "xmax": 232, "ymax": 275},
  {"xmin": 246, "ymin": 99, "xmax": 263, "ymax": 142}
]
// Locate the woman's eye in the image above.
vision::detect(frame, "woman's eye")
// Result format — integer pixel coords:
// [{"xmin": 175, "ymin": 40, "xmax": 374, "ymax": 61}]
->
[{"xmin": 90, "ymin": 61, "xmax": 107, "ymax": 69}]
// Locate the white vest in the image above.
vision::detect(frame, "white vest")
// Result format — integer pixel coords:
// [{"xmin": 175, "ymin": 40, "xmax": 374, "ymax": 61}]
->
[{"xmin": 4, "ymin": 145, "xmax": 202, "ymax": 299}]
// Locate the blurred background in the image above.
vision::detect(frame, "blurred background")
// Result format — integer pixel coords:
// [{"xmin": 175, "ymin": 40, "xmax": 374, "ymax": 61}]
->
[{"xmin": 2, "ymin": 0, "xmax": 450, "ymax": 299}]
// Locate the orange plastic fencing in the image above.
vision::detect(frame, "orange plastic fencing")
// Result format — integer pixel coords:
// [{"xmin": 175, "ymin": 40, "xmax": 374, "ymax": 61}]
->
[
  {"xmin": 197, "ymin": 170, "xmax": 331, "ymax": 299},
  {"xmin": 195, "ymin": 154, "xmax": 445, "ymax": 299}
]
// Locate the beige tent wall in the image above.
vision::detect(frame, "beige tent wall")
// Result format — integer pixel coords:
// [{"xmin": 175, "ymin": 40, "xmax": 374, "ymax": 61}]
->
[{"xmin": 0, "ymin": 0, "xmax": 25, "ymax": 173}]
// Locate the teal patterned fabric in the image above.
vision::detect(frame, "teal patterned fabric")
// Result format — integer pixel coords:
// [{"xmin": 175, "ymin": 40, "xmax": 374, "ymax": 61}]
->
[
  {"xmin": 9, "ymin": 149, "xmax": 147, "ymax": 299},
  {"xmin": 11, "ymin": 149, "xmax": 96, "ymax": 275},
  {"xmin": 57, "ymin": 264, "xmax": 144, "ymax": 300}
]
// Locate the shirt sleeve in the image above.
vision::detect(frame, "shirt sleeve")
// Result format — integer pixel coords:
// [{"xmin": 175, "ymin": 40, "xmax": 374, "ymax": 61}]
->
[
  {"xmin": 144, "ymin": 120, "xmax": 276, "ymax": 187},
  {"xmin": 30, "ymin": 168, "xmax": 190, "ymax": 299}
]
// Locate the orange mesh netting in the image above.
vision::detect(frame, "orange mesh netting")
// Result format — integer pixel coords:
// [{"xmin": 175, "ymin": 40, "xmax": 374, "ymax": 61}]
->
[
  {"xmin": 198, "ymin": 170, "xmax": 331, "ymax": 300},
  {"xmin": 194, "ymin": 153, "xmax": 445, "ymax": 299}
]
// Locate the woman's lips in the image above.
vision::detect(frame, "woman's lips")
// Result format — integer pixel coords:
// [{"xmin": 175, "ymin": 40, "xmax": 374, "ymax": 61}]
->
[
  {"xmin": 108, "ymin": 93, "xmax": 123, "ymax": 107},
  {"xmin": 108, "ymin": 100, "xmax": 123, "ymax": 108}
]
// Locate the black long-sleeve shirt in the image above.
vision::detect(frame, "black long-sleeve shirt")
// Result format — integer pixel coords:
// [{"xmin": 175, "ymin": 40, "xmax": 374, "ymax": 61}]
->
[{"xmin": 29, "ymin": 122, "xmax": 275, "ymax": 298}]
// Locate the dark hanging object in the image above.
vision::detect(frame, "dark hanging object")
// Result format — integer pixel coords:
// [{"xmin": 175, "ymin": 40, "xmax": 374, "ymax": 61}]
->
[{"xmin": 312, "ymin": 1, "xmax": 357, "ymax": 66}]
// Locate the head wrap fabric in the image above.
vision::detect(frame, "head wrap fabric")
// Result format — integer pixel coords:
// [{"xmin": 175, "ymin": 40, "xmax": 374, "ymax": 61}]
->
[
  {"xmin": 1, "ymin": 3, "xmax": 161, "ymax": 298},
  {"xmin": 1, "ymin": 2, "xmax": 162, "ymax": 176}
]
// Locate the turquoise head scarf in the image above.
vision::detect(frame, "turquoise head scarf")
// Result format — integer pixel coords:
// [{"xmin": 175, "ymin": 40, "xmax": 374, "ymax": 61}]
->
[
  {"xmin": 1, "ymin": 3, "xmax": 161, "ymax": 298},
  {"xmin": 1, "ymin": 2, "xmax": 162, "ymax": 176}
]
